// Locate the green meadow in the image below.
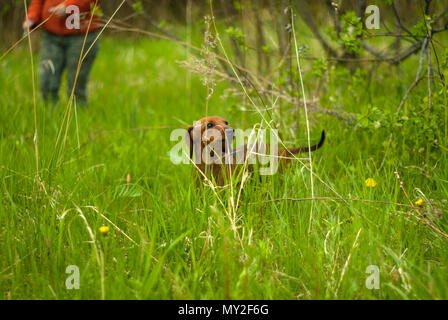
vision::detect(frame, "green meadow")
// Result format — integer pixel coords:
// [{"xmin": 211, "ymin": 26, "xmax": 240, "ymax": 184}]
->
[{"xmin": 1, "ymin": 22, "xmax": 448, "ymax": 299}]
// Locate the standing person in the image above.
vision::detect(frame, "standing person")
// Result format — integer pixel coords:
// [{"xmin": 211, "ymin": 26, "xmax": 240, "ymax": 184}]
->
[{"xmin": 23, "ymin": 0, "xmax": 102, "ymax": 105}]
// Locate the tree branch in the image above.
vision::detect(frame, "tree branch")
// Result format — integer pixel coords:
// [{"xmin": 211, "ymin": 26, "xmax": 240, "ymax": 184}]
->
[{"xmin": 294, "ymin": 0, "xmax": 338, "ymax": 57}]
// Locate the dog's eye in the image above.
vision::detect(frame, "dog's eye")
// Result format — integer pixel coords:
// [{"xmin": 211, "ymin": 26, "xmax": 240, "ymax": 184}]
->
[
  {"xmin": 207, "ymin": 123, "xmax": 214, "ymax": 128},
  {"xmin": 225, "ymin": 121, "xmax": 228, "ymax": 125}
]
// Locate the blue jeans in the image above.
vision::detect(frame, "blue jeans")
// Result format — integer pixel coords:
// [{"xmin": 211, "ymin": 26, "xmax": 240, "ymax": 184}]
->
[{"xmin": 38, "ymin": 30, "xmax": 99, "ymax": 105}]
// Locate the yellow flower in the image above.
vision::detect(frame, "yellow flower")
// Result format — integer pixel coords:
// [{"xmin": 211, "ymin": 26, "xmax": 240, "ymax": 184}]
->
[
  {"xmin": 365, "ymin": 178, "xmax": 377, "ymax": 187},
  {"xmin": 415, "ymin": 198, "xmax": 424, "ymax": 206},
  {"xmin": 99, "ymin": 226, "xmax": 109, "ymax": 235},
  {"xmin": 350, "ymin": 216, "xmax": 355, "ymax": 222}
]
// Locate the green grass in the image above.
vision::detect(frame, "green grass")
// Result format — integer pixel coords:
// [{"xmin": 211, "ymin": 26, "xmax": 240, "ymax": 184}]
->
[{"xmin": 1, "ymin": 31, "xmax": 447, "ymax": 299}]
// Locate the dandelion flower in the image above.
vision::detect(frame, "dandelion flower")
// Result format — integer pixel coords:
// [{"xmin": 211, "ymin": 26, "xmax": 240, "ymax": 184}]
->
[
  {"xmin": 365, "ymin": 178, "xmax": 377, "ymax": 187},
  {"xmin": 350, "ymin": 216, "xmax": 355, "ymax": 222},
  {"xmin": 415, "ymin": 198, "xmax": 424, "ymax": 206},
  {"xmin": 99, "ymin": 226, "xmax": 109, "ymax": 235}
]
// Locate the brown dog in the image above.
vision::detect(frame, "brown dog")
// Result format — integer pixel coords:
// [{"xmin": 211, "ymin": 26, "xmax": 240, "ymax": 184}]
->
[{"xmin": 185, "ymin": 116, "xmax": 325, "ymax": 185}]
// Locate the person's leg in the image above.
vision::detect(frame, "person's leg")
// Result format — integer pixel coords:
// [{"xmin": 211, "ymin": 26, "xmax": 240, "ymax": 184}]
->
[
  {"xmin": 65, "ymin": 31, "xmax": 99, "ymax": 106},
  {"xmin": 38, "ymin": 32, "xmax": 66, "ymax": 103}
]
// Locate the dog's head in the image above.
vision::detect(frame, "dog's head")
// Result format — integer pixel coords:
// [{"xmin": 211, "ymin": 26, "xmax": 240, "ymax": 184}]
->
[{"xmin": 186, "ymin": 116, "xmax": 234, "ymax": 159}]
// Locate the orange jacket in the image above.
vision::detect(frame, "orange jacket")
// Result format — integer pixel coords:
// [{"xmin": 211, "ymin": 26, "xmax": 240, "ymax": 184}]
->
[{"xmin": 27, "ymin": 0, "xmax": 101, "ymax": 35}]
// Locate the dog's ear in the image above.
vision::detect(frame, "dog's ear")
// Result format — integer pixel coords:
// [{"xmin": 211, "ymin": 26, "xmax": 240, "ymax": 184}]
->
[{"xmin": 185, "ymin": 126, "xmax": 194, "ymax": 159}]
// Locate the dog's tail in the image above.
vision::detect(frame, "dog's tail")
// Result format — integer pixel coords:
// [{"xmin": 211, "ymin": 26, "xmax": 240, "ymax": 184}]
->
[{"xmin": 284, "ymin": 130, "xmax": 325, "ymax": 154}]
